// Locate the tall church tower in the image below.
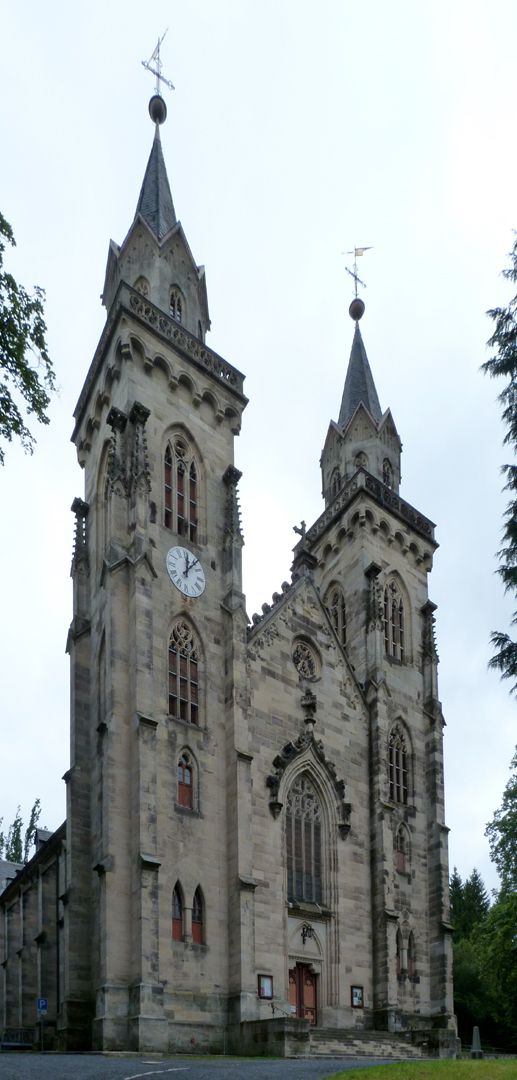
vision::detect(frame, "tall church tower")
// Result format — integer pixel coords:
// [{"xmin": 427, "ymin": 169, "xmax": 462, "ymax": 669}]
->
[
  {"xmin": 57, "ymin": 95, "xmax": 457, "ymax": 1057},
  {"xmin": 65, "ymin": 94, "xmax": 248, "ymax": 1050}
]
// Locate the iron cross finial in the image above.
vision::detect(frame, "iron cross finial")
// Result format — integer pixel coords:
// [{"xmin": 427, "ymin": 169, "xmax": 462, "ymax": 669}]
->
[
  {"xmin": 142, "ymin": 30, "xmax": 175, "ymax": 95},
  {"xmin": 344, "ymin": 246, "xmax": 373, "ymax": 298}
]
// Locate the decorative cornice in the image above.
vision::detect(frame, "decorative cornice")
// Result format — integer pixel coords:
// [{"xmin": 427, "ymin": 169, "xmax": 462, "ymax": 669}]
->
[
  {"xmin": 127, "ymin": 287, "xmax": 246, "ymax": 398},
  {"xmin": 306, "ymin": 469, "xmax": 435, "ymax": 548}
]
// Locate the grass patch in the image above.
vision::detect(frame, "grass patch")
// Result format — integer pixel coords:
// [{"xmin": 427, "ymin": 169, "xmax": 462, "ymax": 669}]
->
[{"xmin": 323, "ymin": 1061, "xmax": 517, "ymax": 1080}]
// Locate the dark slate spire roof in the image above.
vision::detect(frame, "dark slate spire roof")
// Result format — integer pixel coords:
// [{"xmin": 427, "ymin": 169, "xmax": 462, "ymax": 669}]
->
[
  {"xmin": 134, "ymin": 125, "xmax": 176, "ymax": 240},
  {"xmin": 338, "ymin": 322, "xmax": 382, "ymax": 429}
]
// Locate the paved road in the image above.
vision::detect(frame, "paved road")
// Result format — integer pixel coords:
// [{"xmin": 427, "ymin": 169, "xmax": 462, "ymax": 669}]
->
[{"xmin": 0, "ymin": 1054, "xmax": 399, "ymax": 1080}]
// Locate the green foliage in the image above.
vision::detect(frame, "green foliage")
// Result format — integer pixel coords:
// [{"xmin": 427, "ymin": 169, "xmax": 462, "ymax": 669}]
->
[
  {"xmin": 485, "ymin": 746, "xmax": 517, "ymax": 894},
  {"xmin": 0, "ymin": 212, "xmax": 55, "ymax": 464},
  {"xmin": 450, "ymin": 867, "xmax": 490, "ymax": 942},
  {"xmin": 0, "ymin": 799, "xmax": 42, "ymax": 864},
  {"xmin": 478, "ymin": 891, "xmax": 517, "ymax": 1041},
  {"xmin": 483, "ymin": 237, "xmax": 517, "ymax": 688}
]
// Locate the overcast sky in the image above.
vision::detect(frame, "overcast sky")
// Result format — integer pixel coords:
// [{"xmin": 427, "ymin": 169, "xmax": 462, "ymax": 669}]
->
[{"xmin": 1, "ymin": 1, "xmax": 516, "ymax": 892}]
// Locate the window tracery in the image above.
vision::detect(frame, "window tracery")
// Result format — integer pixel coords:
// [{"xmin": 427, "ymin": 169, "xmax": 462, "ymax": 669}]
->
[
  {"xmin": 383, "ymin": 458, "xmax": 394, "ymax": 488},
  {"xmin": 292, "ymin": 640, "xmax": 318, "ymax": 681},
  {"xmin": 389, "ymin": 726, "xmax": 408, "ymax": 805},
  {"xmin": 170, "ymin": 287, "xmax": 183, "ymax": 322},
  {"xmin": 168, "ymin": 621, "xmax": 199, "ymax": 725},
  {"xmin": 396, "ymin": 928, "xmax": 403, "ymax": 976},
  {"xmin": 286, "ymin": 775, "xmax": 323, "ymax": 904},
  {"xmin": 324, "ymin": 584, "xmax": 346, "ymax": 648},
  {"xmin": 329, "ymin": 467, "xmax": 341, "ymax": 498},
  {"xmin": 164, "ymin": 436, "xmax": 198, "ymax": 541},
  {"xmin": 177, "ymin": 751, "xmax": 194, "ymax": 808},
  {"xmin": 383, "ymin": 579, "xmax": 405, "ymax": 661}
]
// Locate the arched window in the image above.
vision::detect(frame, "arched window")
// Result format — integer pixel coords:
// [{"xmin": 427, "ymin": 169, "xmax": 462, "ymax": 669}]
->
[
  {"xmin": 383, "ymin": 579, "xmax": 405, "ymax": 661},
  {"xmin": 396, "ymin": 928, "xmax": 403, "ymax": 976},
  {"xmin": 177, "ymin": 751, "xmax": 194, "ymax": 808},
  {"xmin": 134, "ymin": 275, "xmax": 149, "ymax": 297},
  {"xmin": 164, "ymin": 437, "xmax": 198, "ymax": 542},
  {"xmin": 394, "ymin": 824, "xmax": 410, "ymax": 873},
  {"xmin": 383, "ymin": 458, "xmax": 393, "ymax": 488},
  {"xmin": 168, "ymin": 621, "xmax": 199, "ymax": 725},
  {"xmin": 324, "ymin": 583, "xmax": 346, "ymax": 648},
  {"xmin": 407, "ymin": 932, "xmax": 415, "ymax": 977},
  {"xmin": 286, "ymin": 776, "xmax": 323, "ymax": 904},
  {"xmin": 192, "ymin": 887, "xmax": 204, "ymax": 945},
  {"xmin": 170, "ymin": 287, "xmax": 183, "ymax": 322},
  {"xmin": 330, "ymin": 467, "xmax": 341, "ymax": 498},
  {"xmin": 172, "ymin": 883, "xmax": 184, "ymax": 941},
  {"xmin": 389, "ymin": 726, "xmax": 408, "ymax": 805}
]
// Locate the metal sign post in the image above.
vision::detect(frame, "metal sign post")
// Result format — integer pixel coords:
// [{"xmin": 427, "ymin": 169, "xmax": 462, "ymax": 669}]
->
[{"xmin": 37, "ymin": 998, "xmax": 48, "ymax": 1051}]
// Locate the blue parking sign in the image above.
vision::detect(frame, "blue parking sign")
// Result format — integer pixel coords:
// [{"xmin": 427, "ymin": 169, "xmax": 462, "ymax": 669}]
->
[{"xmin": 37, "ymin": 997, "xmax": 48, "ymax": 1013}]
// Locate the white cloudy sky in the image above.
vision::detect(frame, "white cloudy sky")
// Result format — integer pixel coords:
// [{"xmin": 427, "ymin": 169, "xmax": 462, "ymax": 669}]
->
[{"xmin": 1, "ymin": 1, "xmax": 516, "ymax": 892}]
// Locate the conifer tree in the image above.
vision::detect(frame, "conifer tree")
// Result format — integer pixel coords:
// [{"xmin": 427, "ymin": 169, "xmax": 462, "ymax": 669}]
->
[{"xmin": 483, "ymin": 237, "xmax": 517, "ymax": 688}]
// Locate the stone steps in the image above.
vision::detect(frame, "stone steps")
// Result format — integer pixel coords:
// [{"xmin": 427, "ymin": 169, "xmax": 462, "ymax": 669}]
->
[{"xmin": 309, "ymin": 1027, "xmax": 423, "ymax": 1059}]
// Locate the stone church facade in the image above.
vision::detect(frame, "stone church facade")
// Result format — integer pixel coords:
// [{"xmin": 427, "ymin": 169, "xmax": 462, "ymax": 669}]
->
[{"xmin": 0, "ymin": 95, "xmax": 457, "ymax": 1057}]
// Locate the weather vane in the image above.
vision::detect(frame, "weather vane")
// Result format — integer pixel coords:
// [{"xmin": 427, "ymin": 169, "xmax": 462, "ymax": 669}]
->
[
  {"xmin": 345, "ymin": 246, "xmax": 373, "ymax": 298},
  {"xmin": 142, "ymin": 30, "xmax": 175, "ymax": 95}
]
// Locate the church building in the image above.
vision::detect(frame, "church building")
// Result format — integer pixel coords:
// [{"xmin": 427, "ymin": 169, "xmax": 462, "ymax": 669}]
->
[{"xmin": 0, "ymin": 92, "xmax": 458, "ymax": 1059}]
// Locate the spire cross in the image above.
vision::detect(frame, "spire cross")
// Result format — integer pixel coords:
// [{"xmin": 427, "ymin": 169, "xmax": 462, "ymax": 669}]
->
[
  {"xmin": 345, "ymin": 246, "xmax": 373, "ymax": 298},
  {"xmin": 142, "ymin": 30, "xmax": 175, "ymax": 95}
]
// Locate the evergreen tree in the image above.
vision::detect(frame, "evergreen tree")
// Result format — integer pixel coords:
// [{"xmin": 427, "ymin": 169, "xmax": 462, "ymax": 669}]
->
[
  {"xmin": 483, "ymin": 238, "xmax": 517, "ymax": 688},
  {"xmin": 449, "ymin": 866, "xmax": 464, "ymax": 939}
]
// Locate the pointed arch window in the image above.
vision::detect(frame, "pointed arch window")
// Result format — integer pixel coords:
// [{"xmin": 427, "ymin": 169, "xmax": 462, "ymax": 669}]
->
[
  {"xmin": 383, "ymin": 579, "xmax": 405, "ymax": 662},
  {"xmin": 172, "ymin": 884, "xmax": 184, "ymax": 941},
  {"xmin": 324, "ymin": 583, "xmax": 346, "ymax": 648},
  {"xmin": 286, "ymin": 775, "xmax": 323, "ymax": 904},
  {"xmin": 383, "ymin": 458, "xmax": 394, "ymax": 488},
  {"xmin": 168, "ymin": 621, "xmax": 199, "ymax": 725},
  {"xmin": 164, "ymin": 437, "xmax": 198, "ymax": 542},
  {"xmin": 407, "ymin": 932, "xmax": 416, "ymax": 977},
  {"xmin": 389, "ymin": 727, "xmax": 408, "ymax": 805},
  {"xmin": 170, "ymin": 287, "xmax": 183, "ymax": 322},
  {"xmin": 177, "ymin": 752, "xmax": 194, "ymax": 808},
  {"xmin": 396, "ymin": 928, "xmax": 403, "ymax": 976},
  {"xmin": 192, "ymin": 887, "xmax": 204, "ymax": 945},
  {"xmin": 395, "ymin": 824, "xmax": 410, "ymax": 873},
  {"xmin": 329, "ymin": 467, "xmax": 341, "ymax": 498}
]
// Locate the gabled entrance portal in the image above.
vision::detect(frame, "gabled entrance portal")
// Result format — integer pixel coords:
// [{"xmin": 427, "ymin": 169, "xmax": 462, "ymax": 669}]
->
[{"xmin": 289, "ymin": 963, "xmax": 318, "ymax": 1025}]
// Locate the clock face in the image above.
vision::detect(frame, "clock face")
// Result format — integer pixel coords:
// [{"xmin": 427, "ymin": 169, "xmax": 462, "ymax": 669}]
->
[{"xmin": 166, "ymin": 546, "xmax": 206, "ymax": 598}]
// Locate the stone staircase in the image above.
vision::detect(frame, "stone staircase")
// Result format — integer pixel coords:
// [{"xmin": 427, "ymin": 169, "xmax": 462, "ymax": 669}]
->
[{"xmin": 310, "ymin": 1026, "xmax": 424, "ymax": 1059}]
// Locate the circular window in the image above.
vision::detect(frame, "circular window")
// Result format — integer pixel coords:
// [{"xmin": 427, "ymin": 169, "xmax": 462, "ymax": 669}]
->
[{"xmin": 292, "ymin": 639, "xmax": 319, "ymax": 681}]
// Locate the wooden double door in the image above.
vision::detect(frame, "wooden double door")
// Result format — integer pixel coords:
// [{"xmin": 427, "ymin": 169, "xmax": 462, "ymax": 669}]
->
[{"xmin": 289, "ymin": 963, "xmax": 318, "ymax": 1025}]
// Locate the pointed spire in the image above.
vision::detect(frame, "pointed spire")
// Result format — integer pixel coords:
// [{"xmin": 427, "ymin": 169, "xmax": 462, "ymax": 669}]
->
[
  {"xmin": 338, "ymin": 305, "xmax": 382, "ymax": 430},
  {"xmin": 134, "ymin": 98, "xmax": 177, "ymax": 241}
]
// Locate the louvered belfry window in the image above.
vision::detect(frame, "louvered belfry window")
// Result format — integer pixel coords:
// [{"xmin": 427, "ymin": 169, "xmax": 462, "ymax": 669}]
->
[
  {"xmin": 164, "ymin": 438, "xmax": 198, "ymax": 542},
  {"xmin": 286, "ymin": 776, "xmax": 323, "ymax": 904}
]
